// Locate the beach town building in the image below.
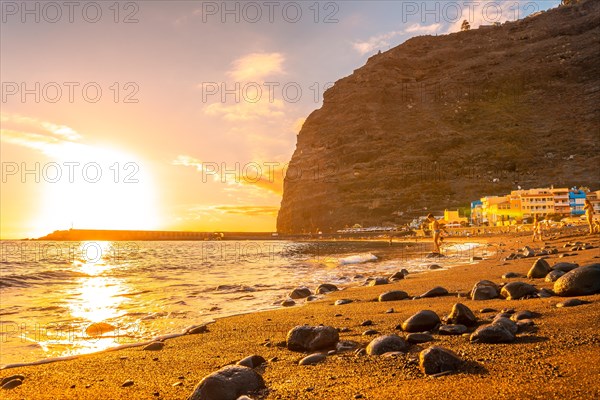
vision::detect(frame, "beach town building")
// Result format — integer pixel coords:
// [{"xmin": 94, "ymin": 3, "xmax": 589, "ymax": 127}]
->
[
  {"xmin": 443, "ymin": 210, "xmax": 468, "ymax": 226},
  {"xmin": 551, "ymin": 187, "xmax": 571, "ymax": 216},
  {"xmin": 569, "ymin": 188, "xmax": 587, "ymax": 215},
  {"xmin": 470, "ymin": 200, "xmax": 483, "ymax": 225},
  {"xmin": 480, "ymin": 194, "xmax": 523, "ymax": 226},
  {"xmin": 586, "ymin": 190, "xmax": 600, "ymax": 214},
  {"xmin": 514, "ymin": 188, "xmax": 554, "ymax": 218}
]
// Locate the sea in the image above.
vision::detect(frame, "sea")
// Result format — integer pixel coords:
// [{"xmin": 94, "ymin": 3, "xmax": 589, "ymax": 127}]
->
[{"xmin": 0, "ymin": 239, "xmax": 492, "ymax": 367}]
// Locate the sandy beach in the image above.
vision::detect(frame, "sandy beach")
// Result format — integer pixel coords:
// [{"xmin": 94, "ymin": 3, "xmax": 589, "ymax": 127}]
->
[{"xmin": 1, "ymin": 230, "xmax": 599, "ymax": 400}]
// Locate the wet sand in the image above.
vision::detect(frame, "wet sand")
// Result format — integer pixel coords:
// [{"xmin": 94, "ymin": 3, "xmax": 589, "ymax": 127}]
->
[{"xmin": 1, "ymin": 231, "xmax": 599, "ymax": 399}]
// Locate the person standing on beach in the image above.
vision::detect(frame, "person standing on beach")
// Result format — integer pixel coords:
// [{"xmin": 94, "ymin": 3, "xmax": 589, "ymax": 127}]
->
[
  {"xmin": 532, "ymin": 215, "xmax": 541, "ymax": 242},
  {"xmin": 427, "ymin": 213, "xmax": 441, "ymax": 253},
  {"xmin": 583, "ymin": 199, "xmax": 595, "ymax": 234}
]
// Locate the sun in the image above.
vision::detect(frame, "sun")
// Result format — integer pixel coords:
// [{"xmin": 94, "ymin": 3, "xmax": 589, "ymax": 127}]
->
[{"xmin": 30, "ymin": 143, "xmax": 161, "ymax": 237}]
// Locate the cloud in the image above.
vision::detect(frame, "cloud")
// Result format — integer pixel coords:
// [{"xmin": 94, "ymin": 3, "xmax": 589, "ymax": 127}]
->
[
  {"xmin": 1, "ymin": 113, "xmax": 82, "ymax": 143},
  {"xmin": 214, "ymin": 205, "xmax": 279, "ymax": 217},
  {"xmin": 173, "ymin": 155, "xmax": 285, "ymax": 195},
  {"xmin": 352, "ymin": 24, "xmax": 441, "ymax": 55},
  {"xmin": 205, "ymin": 98, "xmax": 285, "ymax": 121},
  {"xmin": 228, "ymin": 52, "xmax": 286, "ymax": 82}
]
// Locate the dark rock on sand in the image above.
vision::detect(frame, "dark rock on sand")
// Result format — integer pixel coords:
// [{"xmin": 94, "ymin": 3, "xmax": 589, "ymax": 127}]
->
[
  {"xmin": 286, "ymin": 325, "xmax": 339, "ymax": 352},
  {"xmin": 143, "ymin": 341, "xmax": 164, "ymax": 351},
  {"xmin": 556, "ymin": 298, "xmax": 590, "ymax": 308},
  {"xmin": 516, "ymin": 319, "xmax": 536, "ymax": 332},
  {"xmin": 419, "ymin": 286, "xmax": 448, "ymax": 298},
  {"xmin": 446, "ymin": 303, "xmax": 477, "ymax": 326},
  {"xmin": 1, "ymin": 375, "xmax": 24, "ymax": 390},
  {"xmin": 492, "ymin": 317, "xmax": 518, "ymax": 335},
  {"xmin": 299, "ymin": 353, "xmax": 327, "ymax": 366},
  {"xmin": 402, "ymin": 310, "xmax": 441, "ymax": 332},
  {"xmin": 502, "ymin": 272, "xmax": 521, "ymax": 279},
  {"xmin": 470, "ymin": 280, "xmax": 499, "ymax": 300},
  {"xmin": 187, "ymin": 366, "xmax": 265, "ymax": 400},
  {"xmin": 527, "ymin": 258, "xmax": 551, "ymax": 279},
  {"xmin": 426, "ymin": 252, "xmax": 445, "ymax": 259},
  {"xmin": 389, "ymin": 271, "xmax": 405, "ymax": 280},
  {"xmin": 366, "ymin": 335, "xmax": 408, "ymax": 355},
  {"xmin": 511, "ymin": 310, "xmax": 533, "ymax": 321},
  {"xmin": 479, "ymin": 308, "xmax": 496, "ymax": 313},
  {"xmin": 336, "ymin": 341, "xmax": 360, "ymax": 352},
  {"xmin": 122, "ymin": 380, "xmax": 134, "ymax": 387},
  {"xmin": 428, "ymin": 264, "xmax": 443, "ymax": 270},
  {"xmin": 185, "ymin": 324, "xmax": 209, "ymax": 335},
  {"xmin": 406, "ymin": 333, "xmax": 434, "ymax": 344},
  {"xmin": 552, "ymin": 262, "xmax": 579, "ymax": 273},
  {"xmin": 360, "ymin": 320, "xmax": 373, "ymax": 326},
  {"xmin": 378, "ymin": 290, "xmax": 409, "ymax": 302},
  {"xmin": 367, "ymin": 277, "xmax": 389, "ymax": 286},
  {"xmin": 438, "ymin": 324, "xmax": 468, "ymax": 335},
  {"xmin": 281, "ymin": 299, "xmax": 296, "ymax": 307},
  {"xmin": 522, "ymin": 246, "xmax": 535, "ymax": 258},
  {"xmin": 501, "ymin": 282, "xmax": 537, "ymax": 300},
  {"xmin": 316, "ymin": 284, "xmax": 338, "ymax": 294},
  {"xmin": 545, "ymin": 270, "xmax": 566, "ymax": 282},
  {"xmin": 362, "ymin": 329, "xmax": 379, "ymax": 336},
  {"xmin": 419, "ymin": 346, "xmax": 462, "ymax": 375},
  {"xmin": 237, "ymin": 355, "xmax": 266, "ymax": 369},
  {"xmin": 1, "ymin": 375, "xmax": 25, "ymax": 387},
  {"xmin": 470, "ymin": 324, "xmax": 515, "ymax": 343},
  {"xmin": 290, "ymin": 287, "xmax": 312, "ymax": 299},
  {"xmin": 537, "ymin": 288, "xmax": 555, "ymax": 298},
  {"xmin": 335, "ymin": 299, "xmax": 353, "ymax": 305},
  {"xmin": 306, "ymin": 295, "xmax": 318, "ymax": 302},
  {"xmin": 554, "ymin": 264, "xmax": 600, "ymax": 296}
]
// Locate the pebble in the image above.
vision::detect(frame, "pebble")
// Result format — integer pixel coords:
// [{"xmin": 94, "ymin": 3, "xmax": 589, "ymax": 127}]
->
[
  {"xmin": 143, "ymin": 341, "xmax": 165, "ymax": 351},
  {"xmin": 122, "ymin": 380, "xmax": 134, "ymax": 387},
  {"xmin": 186, "ymin": 325, "xmax": 209, "ymax": 335},
  {"xmin": 378, "ymin": 290, "xmax": 409, "ymax": 302},
  {"xmin": 446, "ymin": 303, "xmax": 477, "ymax": 326},
  {"xmin": 389, "ymin": 271, "xmax": 405, "ymax": 280},
  {"xmin": 290, "ymin": 287, "xmax": 312, "ymax": 299},
  {"xmin": 299, "ymin": 353, "xmax": 327, "ymax": 366},
  {"xmin": 479, "ymin": 308, "xmax": 496, "ymax": 313},
  {"xmin": 1, "ymin": 378, "xmax": 23, "ymax": 390},
  {"xmin": 1, "ymin": 375, "xmax": 24, "ymax": 387},
  {"xmin": 360, "ymin": 320, "xmax": 373, "ymax": 326},
  {"xmin": 556, "ymin": 298, "xmax": 590, "ymax": 308},
  {"xmin": 470, "ymin": 324, "xmax": 515, "ymax": 343},
  {"xmin": 511, "ymin": 310, "xmax": 533, "ymax": 321},
  {"xmin": 385, "ymin": 308, "xmax": 395, "ymax": 314},
  {"xmin": 419, "ymin": 346, "xmax": 462, "ymax": 375},
  {"xmin": 406, "ymin": 333, "xmax": 434, "ymax": 344},
  {"xmin": 537, "ymin": 288, "xmax": 555, "ymax": 298},
  {"xmin": 402, "ymin": 310, "xmax": 441, "ymax": 332},
  {"xmin": 362, "ymin": 329, "xmax": 379, "ymax": 336},
  {"xmin": 187, "ymin": 366, "xmax": 265, "ymax": 400},
  {"xmin": 501, "ymin": 308, "xmax": 515, "ymax": 314},
  {"xmin": 502, "ymin": 272, "xmax": 521, "ymax": 279},
  {"xmin": 419, "ymin": 286, "xmax": 448, "ymax": 298},
  {"xmin": 545, "ymin": 270, "xmax": 566, "ymax": 282},
  {"xmin": 492, "ymin": 317, "xmax": 518, "ymax": 335},
  {"xmin": 438, "ymin": 324, "xmax": 468, "ymax": 335},
  {"xmin": 237, "ymin": 355, "xmax": 266, "ymax": 369},
  {"xmin": 335, "ymin": 299, "xmax": 353, "ymax": 306},
  {"xmin": 281, "ymin": 299, "xmax": 296, "ymax": 307},
  {"xmin": 316, "ymin": 283, "xmax": 338, "ymax": 294},
  {"xmin": 172, "ymin": 381, "xmax": 183, "ymax": 387},
  {"xmin": 470, "ymin": 280, "xmax": 499, "ymax": 300},
  {"xmin": 336, "ymin": 341, "xmax": 360, "ymax": 352},
  {"xmin": 286, "ymin": 325, "xmax": 339, "ymax": 352},
  {"xmin": 306, "ymin": 295, "xmax": 318, "ymax": 302},
  {"xmin": 554, "ymin": 264, "xmax": 600, "ymax": 296},
  {"xmin": 516, "ymin": 319, "xmax": 536, "ymax": 332},
  {"xmin": 428, "ymin": 264, "xmax": 443, "ymax": 270},
  {"xmin": 367, "ymin": 277, "xmax": 389, "ymax": 286},
  {"xmin": 500, "ymin": 281, "xmax": 537, "ymax": 300},
  {"xmin": 552, "ymin": 262, "xmax": 579, "ymax": 273},
  {"xmin": 366, "ymin": 334, "xmax": 408, "ymax": 355},
  {"xmin": 528, "ymin": 258, "xmax": 552, "ymax": 278}
]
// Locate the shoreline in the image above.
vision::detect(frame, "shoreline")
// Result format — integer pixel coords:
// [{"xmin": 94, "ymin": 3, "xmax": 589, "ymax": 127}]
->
[
  {"xmin": 0, "ymin": 238, "xmax": 484, "ymax": 369},
  {"xmin": 1, "ymin": 231, "xmax": 599, "ymax": 399}
]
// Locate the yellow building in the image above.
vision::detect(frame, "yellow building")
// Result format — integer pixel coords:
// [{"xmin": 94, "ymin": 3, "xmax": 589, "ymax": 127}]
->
[
  {"xmin": 514, "ymin": 188, "xmax": 555, "ymax": 218},
  {"xmin": 482, "ymin": 194, "xmax": 523, "ymax": 226},
  {"xmin": 443, "ymin": 210, "xmax": 468, "ymax": 226}
]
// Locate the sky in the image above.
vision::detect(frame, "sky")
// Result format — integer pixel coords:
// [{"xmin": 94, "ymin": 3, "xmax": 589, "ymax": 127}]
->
[{"xmin": 0, "ymin": 0, "xmax": 560, "ymax": 238}]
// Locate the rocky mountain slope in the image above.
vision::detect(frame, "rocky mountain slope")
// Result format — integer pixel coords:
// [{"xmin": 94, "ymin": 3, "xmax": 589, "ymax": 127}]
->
[{"xmin": 277, "ymin": 0, "xmax": 600, "ymax": 233}]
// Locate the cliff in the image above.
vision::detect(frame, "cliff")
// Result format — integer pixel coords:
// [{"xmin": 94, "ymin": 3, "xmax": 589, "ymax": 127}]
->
[{"xmin": 277, "ymin": 0, "xmax": 600, "ymax": 233}]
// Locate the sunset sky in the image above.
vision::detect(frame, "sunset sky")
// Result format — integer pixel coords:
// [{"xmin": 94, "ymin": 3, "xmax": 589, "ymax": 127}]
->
[{"xmin": 0, "ymin": 0, "xmax": 559, "ymax": 238}]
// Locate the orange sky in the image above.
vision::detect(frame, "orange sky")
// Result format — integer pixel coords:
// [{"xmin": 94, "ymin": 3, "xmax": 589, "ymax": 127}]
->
[{"xmin": 0, "ymin": 1, "xmax": 559, "ymax": 239}]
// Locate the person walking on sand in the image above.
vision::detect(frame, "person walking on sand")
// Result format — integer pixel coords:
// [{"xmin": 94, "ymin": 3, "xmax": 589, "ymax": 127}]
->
[
  {"xmin": 532, "ymin": 215, "xmax": 541, "ymax": 242},
  {"xmin": 427, "ymin": 213, "xmax": 441, "ymax": 254},
  {"xmin": 583, "ymin": 199, "xmax": 595, "ymax": 234}
]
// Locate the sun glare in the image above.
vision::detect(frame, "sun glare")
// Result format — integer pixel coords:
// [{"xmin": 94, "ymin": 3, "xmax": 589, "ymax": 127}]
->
[{"xmin": 29, "ymin": 143, "xmax": 161, "ymax": 237}]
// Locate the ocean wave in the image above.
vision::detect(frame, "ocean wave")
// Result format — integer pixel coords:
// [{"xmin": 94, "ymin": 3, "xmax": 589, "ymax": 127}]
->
[
  {"xmin": 0, "ymin": 270, "xmax": 91, "ymax": 288},
  {"xmin": 338, "ymin": 253, "xmax": 378, "ymax": 265}
]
